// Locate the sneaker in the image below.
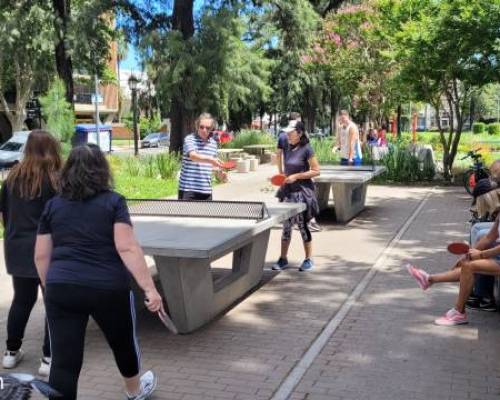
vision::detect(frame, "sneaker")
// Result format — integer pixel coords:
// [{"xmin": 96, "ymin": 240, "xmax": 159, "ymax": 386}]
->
[
  {"xmin": 126, "ymin": 370, "xmax": 158, "ymax": 400},
  {"xmin": 299, "ymin": 258, "xmax": 314, "ymax": 272},
  {"xmin": 2, "ymin": 349, "xmax": 24, "ymax": 369},
  {"xmin": 406, "ymin": 264, "xmax": 430, "ymax": 290},
  {"xmin": 308, "ymin": 221, "xmax": 322, "ymax": 232},
  {"xmin": 272, "ymin": 257, "xmax": 289, "ymax": 271},
  {"xmin": 479, "ymin": 299, "xmax": 497, "ymax": 312},
  {"xmin": 435, "ymin": 308, "xmax": 468, "ymax": 326},
  {"xmin": 38, "ymin": 356, "xmax": 51, "ymax": 377},
  {"xmin": 465, "ymin": 297, "xmax": 481, "ymax": 310}
]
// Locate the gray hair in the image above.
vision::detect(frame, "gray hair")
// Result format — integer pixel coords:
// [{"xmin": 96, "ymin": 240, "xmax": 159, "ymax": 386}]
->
[{"xmin": 195, "ymin": 113, "xmax": 215, "ymax": 130}]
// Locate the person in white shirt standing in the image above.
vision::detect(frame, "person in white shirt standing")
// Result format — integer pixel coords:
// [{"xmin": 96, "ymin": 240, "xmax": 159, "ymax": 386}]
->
[{"xmin": 335, "ymin": 110, "xmax": 362, "ymax": 166}]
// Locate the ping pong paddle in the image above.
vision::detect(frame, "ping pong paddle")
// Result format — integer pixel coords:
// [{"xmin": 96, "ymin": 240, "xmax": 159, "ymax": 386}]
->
[
  {"xmin": 221, "ymin": 160, "xmax": 236, "ymax": 170},
  {"xmin": 270, "ymin": 174, "xmax": 286, "ymax": 186},
  {"xmin": 158, "ymin": 309, "xmax": 178, "ymax": 335},
  {"xmin": 447, "ymin": 242, "xmax": 470, "ymax": 255}
]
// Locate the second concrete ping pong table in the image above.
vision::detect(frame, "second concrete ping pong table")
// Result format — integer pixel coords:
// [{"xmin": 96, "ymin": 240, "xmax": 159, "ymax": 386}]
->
[
  {"xmin": 315, "ymin": 165, "xmax": 386, "ymax": 223},
  {"xmin": 130, "ymin": 200, "xmax": 305, "ymax": 333}
]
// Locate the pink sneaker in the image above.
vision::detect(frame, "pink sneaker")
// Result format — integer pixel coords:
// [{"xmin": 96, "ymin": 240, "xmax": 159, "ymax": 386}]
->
[
  {"xmin": 435, "ymin": 308, "xmax": 468, "ymax": 326},
  {"xmin": 406, "ymin": 264, "xmax": 430, "ymax": 290}
]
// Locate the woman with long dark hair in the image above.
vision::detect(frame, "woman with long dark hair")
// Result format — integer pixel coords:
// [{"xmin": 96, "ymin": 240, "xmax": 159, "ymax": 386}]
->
[
  {"xmin": 274, "ymin": 121, "xmax": 320, "ymax": 272},
  {"xmin": 1, "ymin": 130, "xmax": 62, "ymax": 376},
  {"xmin": 34, "ymin": 145, "xmax": 163, "ymax": 400}
]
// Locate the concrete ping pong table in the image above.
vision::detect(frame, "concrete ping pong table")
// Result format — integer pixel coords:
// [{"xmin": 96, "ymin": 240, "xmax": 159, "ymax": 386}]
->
[
  {"xmin": 315, "ymin": 165, "xmax": 386, "ymax": 222},
  {"xmin": 129, "ymin": 200, "xmax": 305, "ymax": 333}
]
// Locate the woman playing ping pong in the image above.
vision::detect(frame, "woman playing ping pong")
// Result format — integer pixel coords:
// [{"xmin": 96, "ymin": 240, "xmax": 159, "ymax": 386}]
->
[
  {"xmin": 273, "ymin": 121, "xmax": 320, "ymax": 272},
  {"xmin": 407, "ymin": 195, "xmax": 500, "ymax": 326}
]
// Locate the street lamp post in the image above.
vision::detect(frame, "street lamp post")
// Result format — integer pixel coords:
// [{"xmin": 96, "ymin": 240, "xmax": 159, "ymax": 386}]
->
[
  {"xmin": 94, "ymin": 74, "xmax": 101, "ymax": 149},
  {"xmin": 128, "ymin": 74, "xmax": 140, "ymax": 157}
]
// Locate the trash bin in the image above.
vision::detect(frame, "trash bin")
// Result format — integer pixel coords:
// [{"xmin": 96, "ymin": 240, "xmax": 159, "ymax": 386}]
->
[{"xmin": 73, "ymin": 124, "xmax": 112, "ymax": 153}]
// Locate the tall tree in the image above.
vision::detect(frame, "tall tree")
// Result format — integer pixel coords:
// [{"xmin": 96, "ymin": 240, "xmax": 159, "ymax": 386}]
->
[
  {"xmin": 169, "ymin": 0, "xmax": 195, "ymax": 153},
  {"xmin": 389, "ymin": 0, "xmax": 500, "ymax": 178},
  {"xmin": 0, "ymin": 1, "xmax": 55, "ymax": 134},
  {"xmin": 52, "ymin": 0, "xmax": 74, "ymax": 106}
]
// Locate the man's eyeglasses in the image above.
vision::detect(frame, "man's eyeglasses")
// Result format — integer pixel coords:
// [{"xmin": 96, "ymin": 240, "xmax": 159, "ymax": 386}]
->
[{"xmin": 199, "ymin": 125, "xmax": 211, "ymax": 130}]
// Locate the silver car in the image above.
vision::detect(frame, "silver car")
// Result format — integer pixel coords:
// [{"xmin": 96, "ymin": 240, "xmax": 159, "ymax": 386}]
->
[
  {"xmin": 141, "ymin": 132, "xmax": 170, "ymax": 148},
  {"xmin": 0, "ymin": 131, "xmax": 30, "ymax": 169}
]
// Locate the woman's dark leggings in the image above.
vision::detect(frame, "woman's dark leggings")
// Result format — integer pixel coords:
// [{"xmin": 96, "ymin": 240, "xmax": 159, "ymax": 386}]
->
[
  {"xmin": 6, "ymin": 276, "xmax": 50, "ymax": 357},
  {"xmin": 45, "ymin": 284, "xmax": 141, "ymax": 400},
  {"xmin": 282, "ymin": 211, "xmax": 312, "ymax": 243}
]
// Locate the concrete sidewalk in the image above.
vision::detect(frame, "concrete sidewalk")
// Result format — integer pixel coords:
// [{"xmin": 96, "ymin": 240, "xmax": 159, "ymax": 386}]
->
[{"xmin": 1, "ymin": 164, "xmax": 499, "ymax": 400}]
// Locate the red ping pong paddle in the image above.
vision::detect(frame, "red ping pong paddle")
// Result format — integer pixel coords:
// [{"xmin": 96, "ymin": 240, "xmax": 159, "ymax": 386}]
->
[
  {"xmin": 270, "ymin": 174, "xmax": 286, "ymax": 186},
  {"xmin": 447, "ymin": 242, "xmax": 470, "ymax": 255}
]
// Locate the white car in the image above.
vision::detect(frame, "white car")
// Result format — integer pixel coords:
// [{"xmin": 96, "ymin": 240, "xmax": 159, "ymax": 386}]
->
[{"xmin": 0, "ymin": 131, "xmax": 30, "ymax": 169}]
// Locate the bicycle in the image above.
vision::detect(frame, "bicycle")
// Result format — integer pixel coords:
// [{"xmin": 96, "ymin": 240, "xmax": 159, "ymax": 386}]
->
[{"xmin": 462, "ymin": 148, "xmax": 490, "ymax": 196}]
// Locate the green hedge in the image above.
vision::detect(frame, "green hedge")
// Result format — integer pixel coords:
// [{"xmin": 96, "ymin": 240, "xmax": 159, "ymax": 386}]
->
[
  {"xmin": 222, "ymin": 129, "xmax": 275, "ymax": 149},
  {"xmin": 488, "ymin": 123, "xmax": 500, "ymax": 136},
  {"xmin": 473, "ymin": 122, "xmax": 486, "ymax": 134}
]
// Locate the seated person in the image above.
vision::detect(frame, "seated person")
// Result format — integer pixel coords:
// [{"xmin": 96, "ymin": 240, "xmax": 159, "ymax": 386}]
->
[
  {"xmin": 377, "ymin": 128, "xmax": 387, "ymax": 146},
  {"xmin": 406, "ymin": 190, "xmax": 500, "ymax": 325},
  {"xmin": 366, "ymin": 128, "xmax": 378, "ymax": 145}
]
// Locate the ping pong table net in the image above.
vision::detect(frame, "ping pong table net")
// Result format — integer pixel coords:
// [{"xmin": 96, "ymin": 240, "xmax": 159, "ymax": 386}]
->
[{"xmin": 127, "ymin": 199, "xmax": 270, "ymax": 220}]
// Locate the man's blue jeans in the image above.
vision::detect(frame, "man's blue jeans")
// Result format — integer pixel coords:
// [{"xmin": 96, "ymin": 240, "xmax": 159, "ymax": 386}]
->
[{"xmin": 470, "ymin": 222, "xmax": 495, "ymax": 299}]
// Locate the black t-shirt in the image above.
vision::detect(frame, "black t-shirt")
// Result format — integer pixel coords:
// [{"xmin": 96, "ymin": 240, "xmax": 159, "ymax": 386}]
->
[
  {"xmin": 0, "ymin": 180, "xmax": 56, "ymax": 278},
  {"xmin": 38, "ymin": 191, "xmax": 133, "ymax": 290},
  {"xmin": 282, "ymin": 142, "xmax": 315, "ymax": 191}
]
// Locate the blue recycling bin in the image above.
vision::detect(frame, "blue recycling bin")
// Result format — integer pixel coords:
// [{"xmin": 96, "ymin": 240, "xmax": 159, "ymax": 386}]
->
[{"xmin": 73, "ymin": 124, "xmax": 112, "ymax": 153}]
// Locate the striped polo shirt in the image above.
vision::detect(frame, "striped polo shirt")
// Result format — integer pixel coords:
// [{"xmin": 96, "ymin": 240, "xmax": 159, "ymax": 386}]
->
[{"xmin": 179, "ymin": 133, "xmax": 218, "ymax": 194}]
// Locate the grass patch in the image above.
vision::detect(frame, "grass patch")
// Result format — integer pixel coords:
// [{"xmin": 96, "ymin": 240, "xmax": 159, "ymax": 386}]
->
[
  {"xmin": 109, "ymin": 154, "xmax": 179, "ymax": 199},
  {"xmin": 114, "ymin": 173, "xmax": 177, "ymax": 198}
]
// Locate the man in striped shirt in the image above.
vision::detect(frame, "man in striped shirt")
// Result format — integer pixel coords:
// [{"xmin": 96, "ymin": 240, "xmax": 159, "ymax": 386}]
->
[{"xmin": 178, "ymin": 113, "xmax": 225, "ymax": 200}]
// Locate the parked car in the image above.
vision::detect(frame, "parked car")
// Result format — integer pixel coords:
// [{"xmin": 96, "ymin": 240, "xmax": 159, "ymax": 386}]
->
[
  {"xmin": 141, "ymin": 132, "xmax": 170, "ymax": 148},
  {"xmin": 0, "ymin": 131, "xmax": 30, "ymax": 169}
]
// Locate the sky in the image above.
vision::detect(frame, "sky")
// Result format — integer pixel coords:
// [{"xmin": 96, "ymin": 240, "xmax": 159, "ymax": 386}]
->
[{"xmin": 120, "ymin": 0, "xmax": 204, "ymax": 72}]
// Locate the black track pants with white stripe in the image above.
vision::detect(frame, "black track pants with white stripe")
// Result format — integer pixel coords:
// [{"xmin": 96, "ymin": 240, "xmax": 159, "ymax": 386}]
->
[{"xmin": 45, "ymin": 283, "xmax": 140, "ymax": 400}]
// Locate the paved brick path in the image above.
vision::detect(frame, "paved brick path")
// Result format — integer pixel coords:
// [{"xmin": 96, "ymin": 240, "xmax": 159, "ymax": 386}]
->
[{"xmin": 1, "ymin": 164, "xmax": 499, "ymax": 400}]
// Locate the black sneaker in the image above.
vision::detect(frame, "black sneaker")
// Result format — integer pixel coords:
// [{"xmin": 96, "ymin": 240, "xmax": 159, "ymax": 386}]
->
[
  {"xmin": 466, "ymin": 298, "xmax": 497, "ymax": 312},
  {"xmin": 465, "ymin": 297, "xmax": 481, "ymax": 310},
  {"xmin": 479, "ymin": 299, "xmax": 497, "ymax": 312}
]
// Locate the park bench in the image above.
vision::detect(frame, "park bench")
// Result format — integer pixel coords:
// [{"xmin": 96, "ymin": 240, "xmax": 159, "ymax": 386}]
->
[
  {"xmin": 128, "ymin": 199, "xmax": 305, "ymax": 333},
  {"xmin": 217, "ymin": 148, "xmax": 243, "ymax": 160},
  {"xmin": 242, "ymin": 144, "xmax": 275, "ymax": 163},
  {"xmin": 314, "ymin": 165, "xmax": 386, "ymax": 223}
]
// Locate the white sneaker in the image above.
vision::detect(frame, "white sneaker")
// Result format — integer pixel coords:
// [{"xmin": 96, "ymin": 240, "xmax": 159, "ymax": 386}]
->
[
  {"xmin": 2, "ymin": 349, "xmax": 24, "ymax": 369},
  {"xmin": 38, "ymin": 356, "xmax": 51, "ymax": 377},
  {"xmin": 308, "ymin": 220, "xmax": 322, "ymax": 232},
  {"xmin": 126, "ymin": 370, "xmax": 158, "ymax": 400}
]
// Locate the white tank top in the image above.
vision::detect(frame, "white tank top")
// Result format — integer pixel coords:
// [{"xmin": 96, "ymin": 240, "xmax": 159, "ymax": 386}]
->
[{"xmin": 339, "ymin": 122, "xmax": 362, "ymax": 160}]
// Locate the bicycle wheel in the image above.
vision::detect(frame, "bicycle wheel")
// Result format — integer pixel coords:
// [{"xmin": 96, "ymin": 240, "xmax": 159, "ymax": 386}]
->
[{"xmin": 463, "ymin": 169, "xmax": 476, "ymax": 196}]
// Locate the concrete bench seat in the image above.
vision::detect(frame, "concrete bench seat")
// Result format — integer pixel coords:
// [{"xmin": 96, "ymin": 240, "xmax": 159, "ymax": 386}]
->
[{"xmin": 315, "ymin": 165, "xmax": 386, "ymax": 222}]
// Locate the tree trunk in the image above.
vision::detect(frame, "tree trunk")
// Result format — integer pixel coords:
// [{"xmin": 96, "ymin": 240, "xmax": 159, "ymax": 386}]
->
[
  {"xmin": 169, "ymin": 0, "xmax": 195, "ymax": 153},
  {"xmin": 330, "ymin": 88, "xmax": 339, "ymax": 137},
  {"xmin": 52, "ymin": 0, "xmax": 74, "ymax": 108}
]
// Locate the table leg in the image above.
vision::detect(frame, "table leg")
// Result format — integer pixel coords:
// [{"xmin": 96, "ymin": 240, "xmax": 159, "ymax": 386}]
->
[
  {"xmin": 316, "ymin": 182, "xmax": 331, "ymax": 212},
  {"xmin": 152, "ymin": 229, "xmax": 271, "ymax": 333},
  {"xmin": 331, "ymin": 182, "xmax": 368, "ymax": 222}
]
